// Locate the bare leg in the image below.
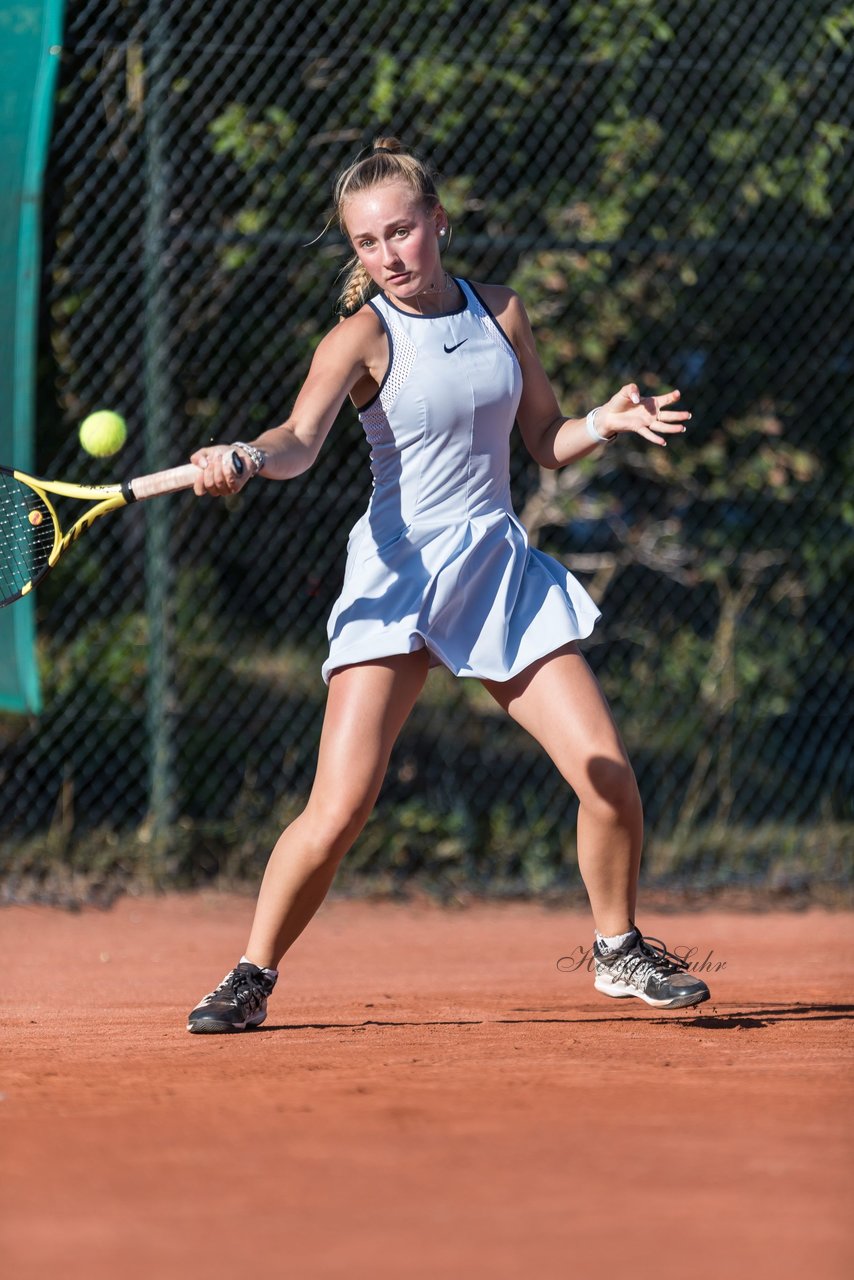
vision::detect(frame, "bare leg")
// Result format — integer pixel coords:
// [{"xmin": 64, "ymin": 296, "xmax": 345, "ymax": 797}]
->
[
  {"xmin": 243, "ymin": 650, "xmax": 431, "ymax": 969},
  {"xmin": 482, "ymin": 644, "xmax": 643, "ymax": 936}
]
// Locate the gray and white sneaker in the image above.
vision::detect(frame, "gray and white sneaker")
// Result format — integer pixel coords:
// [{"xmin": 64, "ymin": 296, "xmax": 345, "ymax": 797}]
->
[
  {"xmin": 187, "ymin": 961, "xmax": 277, "ymax": 1034},
  {"xmin": 593, "ymin": 928, "xmax": 710, "ymax": 1009}
]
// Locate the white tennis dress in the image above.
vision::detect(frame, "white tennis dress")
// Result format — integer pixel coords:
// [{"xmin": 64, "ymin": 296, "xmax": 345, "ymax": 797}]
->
[{"xmin": 322, "ymin": 278, "xmax": 601, "ymax": 683}]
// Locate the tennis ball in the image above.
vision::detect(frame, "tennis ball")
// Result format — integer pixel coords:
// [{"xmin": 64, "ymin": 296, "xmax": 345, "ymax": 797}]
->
[
  {"xmin": 79, "ymin": 410, "xmax": 127, "ymax": 457},
  {"xmin": 29, "ymin": 509, "xmax": 43, "ymax": 526}
]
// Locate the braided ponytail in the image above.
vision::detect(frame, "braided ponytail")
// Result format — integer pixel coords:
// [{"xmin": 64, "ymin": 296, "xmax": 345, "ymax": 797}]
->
[
  {"xmin": 332, "ymin": 137, "xmax": 441, "ymax": 317},
  {"xmin": 336, "ymin": 259, "xmax": 374, "ymax": 318}
]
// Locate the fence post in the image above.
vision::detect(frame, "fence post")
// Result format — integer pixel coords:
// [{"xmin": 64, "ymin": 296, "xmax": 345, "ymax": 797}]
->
[{"xmin": 141, "ymin": 0, "xmax": 176, "ymax": 851}]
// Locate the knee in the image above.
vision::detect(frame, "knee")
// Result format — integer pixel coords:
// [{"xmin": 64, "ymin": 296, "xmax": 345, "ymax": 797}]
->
[
  {"xmin": 581, "ymin": 755, "xmax": 641, "ymax": 823},
  {"xmin": 299, "ymin": 796, "xmax": 374, "ymax": 864}
]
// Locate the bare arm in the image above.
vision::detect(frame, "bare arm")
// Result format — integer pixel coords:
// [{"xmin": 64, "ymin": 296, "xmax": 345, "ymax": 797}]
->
[
  {"xmin": 190, "ymin": 309, "xmax": 384, "ymax": 495},
  {"xmin": 479, "ymin": 286, "xmax": 691, "ymax": 470}
]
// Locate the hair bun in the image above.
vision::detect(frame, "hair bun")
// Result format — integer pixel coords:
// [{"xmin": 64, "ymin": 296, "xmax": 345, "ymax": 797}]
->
[{"xmin": 371, "ymin": 136, "xmax": 404, "ymax": 154}]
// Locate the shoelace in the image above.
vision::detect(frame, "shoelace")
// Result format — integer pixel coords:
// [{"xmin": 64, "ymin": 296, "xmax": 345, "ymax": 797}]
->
[
  {"xmin": 606, "ymin": 934, "xmax": 691, "ymax": 987},
  {"xmin": 217, "ymin": 966, "xmax": 263, "ymax": 1008},
  {"xmin": 633, "ymin": 934, "xmax": 691, "ymax": 974}
]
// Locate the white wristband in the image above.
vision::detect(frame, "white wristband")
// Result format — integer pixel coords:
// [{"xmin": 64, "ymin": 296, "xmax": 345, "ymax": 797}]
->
[{"xmin": 585, "ymin": 407, "xmax": 614, "ymax": 444}]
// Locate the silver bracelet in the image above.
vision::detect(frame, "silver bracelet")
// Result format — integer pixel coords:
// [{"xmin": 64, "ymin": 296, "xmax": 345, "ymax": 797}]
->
[
  {"xmin": 585, "ymin": 408, "xmax": 614, "ymax": 444},
  {"xmin": 231, "ymin": 441, "xmax": 267, "ymax": 475}
]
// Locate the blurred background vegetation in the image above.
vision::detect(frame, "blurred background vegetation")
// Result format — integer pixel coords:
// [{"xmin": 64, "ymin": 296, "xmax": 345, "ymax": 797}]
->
[{"xmin": 1, "ymin": 0, "xmax": 851, "ymax": 904}]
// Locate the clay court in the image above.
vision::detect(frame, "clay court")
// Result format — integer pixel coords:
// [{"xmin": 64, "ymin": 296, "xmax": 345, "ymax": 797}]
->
[{"xmin": 2, "ymin": 894, "xmax": 852, "ymax": 1278}]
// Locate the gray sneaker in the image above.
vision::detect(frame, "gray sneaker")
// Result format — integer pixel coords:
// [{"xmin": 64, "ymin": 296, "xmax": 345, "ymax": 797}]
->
[
  {"xmin": 593, "ymin": 929, "xmax": 710, "ymax": 1009},
  {"xmin": 187, "ymin": 961, "xmax": 277, "ymax": 1034}
]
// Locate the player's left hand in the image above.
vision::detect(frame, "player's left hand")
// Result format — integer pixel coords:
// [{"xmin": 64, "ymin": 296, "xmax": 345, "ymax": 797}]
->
[{"xmin": 599, "ymin": 384, "xmax": 692, "ymax": 447}]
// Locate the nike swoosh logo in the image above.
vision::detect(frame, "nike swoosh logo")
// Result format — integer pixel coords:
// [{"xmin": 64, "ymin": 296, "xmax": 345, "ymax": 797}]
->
[{"xmin": 443, "ymin": 339, "xmax": 468, "ymax": 353}]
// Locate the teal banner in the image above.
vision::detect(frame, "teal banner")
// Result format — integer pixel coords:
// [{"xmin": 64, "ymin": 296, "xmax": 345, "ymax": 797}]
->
[{"xmin": 0, "ymin": 0, "xmax": 65, "ymax": 713}]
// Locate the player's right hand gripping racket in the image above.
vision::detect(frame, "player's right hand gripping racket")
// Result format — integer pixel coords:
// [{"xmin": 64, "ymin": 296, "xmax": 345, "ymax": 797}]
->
[{"xmin": 0, "ymin": 456, "xmax": 243, "ymax": 609}]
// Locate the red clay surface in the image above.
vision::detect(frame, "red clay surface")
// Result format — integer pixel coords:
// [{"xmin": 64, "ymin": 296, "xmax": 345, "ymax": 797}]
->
[{"xmin": 1, "ymin": 894, "xmax": 852, "ymax": 1279}]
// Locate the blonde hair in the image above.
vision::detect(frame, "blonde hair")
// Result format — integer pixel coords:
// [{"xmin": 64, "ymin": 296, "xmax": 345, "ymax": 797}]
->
[{"xmin": 333, "ymin": 137, "xmax": 441, "ymax": 317}]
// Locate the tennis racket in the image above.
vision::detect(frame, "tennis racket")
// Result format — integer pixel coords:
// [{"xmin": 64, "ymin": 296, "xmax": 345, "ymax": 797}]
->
[{"xmin": 0, "ymin": 454, "xmax": 244, "ymax": 609}]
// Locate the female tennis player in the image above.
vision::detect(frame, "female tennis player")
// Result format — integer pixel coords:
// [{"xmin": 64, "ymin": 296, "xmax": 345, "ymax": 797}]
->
[{"xmin": 186, "ymin": 138, "xmax": 710, "ymax": 1033}]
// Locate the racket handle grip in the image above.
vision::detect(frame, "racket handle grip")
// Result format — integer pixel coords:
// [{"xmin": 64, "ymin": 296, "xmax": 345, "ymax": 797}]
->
[
  {"xmin": 127, "ymin": 452, "xmax": 247, "ymax": 501},
  {"xmin": 127, "ymin": 464, "xmax": 202, "ymax": 500}
]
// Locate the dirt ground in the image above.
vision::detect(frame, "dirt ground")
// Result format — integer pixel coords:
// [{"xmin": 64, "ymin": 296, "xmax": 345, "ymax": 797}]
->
[{"xmin": 1, "ymin": 893, "xmax": 852, "ymax": 1279}]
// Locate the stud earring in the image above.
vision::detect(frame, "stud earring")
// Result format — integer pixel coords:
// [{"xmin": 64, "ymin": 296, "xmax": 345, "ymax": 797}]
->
[{"xmin": 439, "ymin": 228, "xmax": 447, "ymax": 237}]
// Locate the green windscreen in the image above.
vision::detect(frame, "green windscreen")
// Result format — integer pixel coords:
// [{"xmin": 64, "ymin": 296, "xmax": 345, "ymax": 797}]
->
[{"xmin": 0, "ymin": 0, "xmax": 65, "ymax": 713}]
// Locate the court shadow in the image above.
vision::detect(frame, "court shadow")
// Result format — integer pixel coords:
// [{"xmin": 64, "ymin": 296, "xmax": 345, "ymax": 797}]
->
[
  {"xmin": 260, "ymin": 1014, "xmax": 640, "ymax": 1033},
  {"xmin": 258, "ymin": 1003, "xmax": 854, "ymax": 1034},
  {"xmin": 658, "ymin": 1002, "xmax": 854, "ymax": 1030},
  {"xmin": 258, "ymin": 1018, "xmax": 485, "ymax": 1033}
]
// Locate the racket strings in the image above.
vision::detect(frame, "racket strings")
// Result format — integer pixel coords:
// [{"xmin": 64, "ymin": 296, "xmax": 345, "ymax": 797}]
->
[{"xmin": 0, "ymin": 473, "xmax": 55, "ymax": 605}]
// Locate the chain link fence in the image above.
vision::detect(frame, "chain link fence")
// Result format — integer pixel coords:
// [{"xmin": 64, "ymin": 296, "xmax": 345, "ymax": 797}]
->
[{"xmin": 2, "ymin": 0, "xmax": 852, "ymax": 901}]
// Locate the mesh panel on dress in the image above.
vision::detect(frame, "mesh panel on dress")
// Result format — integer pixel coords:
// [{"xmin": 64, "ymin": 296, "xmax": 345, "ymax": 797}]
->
[
  {"xmin": 359, "ymin": 400, "xmax": 391, "ymax": 446},
  {"xmin": 358, "ymin": 314, "xmax": 417, "ymax": 446},
  {"xmin": 379, "ymin": 318, "xmax": 417, "ymax": 409}
]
